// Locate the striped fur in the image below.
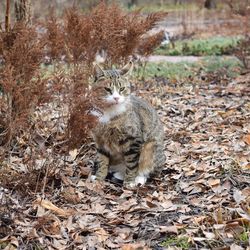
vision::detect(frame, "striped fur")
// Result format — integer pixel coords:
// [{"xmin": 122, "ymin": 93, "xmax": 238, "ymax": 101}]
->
[{"xmin": 91, "ymin": 62, "xmax": 165, "ymax": 188}]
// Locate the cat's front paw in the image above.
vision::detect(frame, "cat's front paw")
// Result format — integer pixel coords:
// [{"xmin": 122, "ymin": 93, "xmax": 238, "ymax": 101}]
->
[
  {"xmin": 135, "ymin": 175, "xmax": 147, "ymax": 185},
  {"xmin": 90, "ymin": 175, "xmax": 97, "ymax": 181},
  {"xmin": 90, "ymin": 175, "xmax": 106, "ymax": 183},
  {"xmin": 124, "ymin": 175, "xmax": 147, "ymax": 189}
]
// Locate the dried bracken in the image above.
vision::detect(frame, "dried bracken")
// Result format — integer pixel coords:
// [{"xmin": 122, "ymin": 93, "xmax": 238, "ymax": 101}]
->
[
  {"xmin": 226, "ymin": 0, "xmax": 250, "ymax": 70},
  {"xmin": 0, "ymin": 22, "xmax": 46, "ymax": 146},
  {"xmin": 137, "ymin": 31, "xmax": 165, "ymax": 56},
  {"xmin": 43, "ymin": 8, "xmax": 65, "ymax": 63},
  {"xmin": 44, "ymin": 2, "xmax": 167, "ymax": 66},
  {"xmin": 233, "ymin": 35, "xmax": 250, "ymax": 69},
  {"xmin": 68, "ymin": 94, "xmax": 98, "ymax": 149},
  {"xmin": 226, "ymin": 0, "xmax": 250, "ymax": 17}
]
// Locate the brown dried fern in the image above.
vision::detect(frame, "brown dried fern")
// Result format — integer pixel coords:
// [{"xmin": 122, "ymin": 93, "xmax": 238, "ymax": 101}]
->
[{"xmin": 0, "ymin": 23, "xmax": 47, "ymax": 146}]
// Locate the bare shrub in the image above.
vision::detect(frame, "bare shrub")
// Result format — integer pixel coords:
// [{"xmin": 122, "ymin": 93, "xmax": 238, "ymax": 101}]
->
[
  {"xmin": 44, "ymin": 2, "xmax": 167, "ymax": 66},
  {"xmin": 137, "ymin": 31, "xmax": 164, "ymax": 56},
  {"xmin": 43, "ymin": 9, "xmax": 65, "ymax": 64},
  {"xmin": 0, "ymin": 22, "xmax": 47, "ymax": 146},
  {"xmin": 226, "ymin": 0, "xmax": 250, "ymax": 70},
  {"xmin": 226, "ymin": 0, "xmax": 250, "ymax": 17},
  {"xmin": 68, "ymin": 93, "xmax": 98, "ymax": 149},
  {"xmin": 233, "ymin": 36, "xmax": 250, "ymax": 70}
]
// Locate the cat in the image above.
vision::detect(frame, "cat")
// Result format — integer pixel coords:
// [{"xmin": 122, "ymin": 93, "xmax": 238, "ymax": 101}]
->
[{"xmin": 90, "ymin": 61, "xmax": 165, "ymax": 188}]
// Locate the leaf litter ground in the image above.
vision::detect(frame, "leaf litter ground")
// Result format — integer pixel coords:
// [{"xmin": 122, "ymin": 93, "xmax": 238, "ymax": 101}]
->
[{"xmin": 0, "ymin": 71, "xmax": 250, "ymax": 250}]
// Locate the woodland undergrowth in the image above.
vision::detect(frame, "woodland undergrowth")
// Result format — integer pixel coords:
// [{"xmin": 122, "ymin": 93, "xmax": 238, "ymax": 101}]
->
[
  {"xmin": 0, "ymin": 1, "xmax": 249, "ymax": 249},
  {"xmin": 0, "ymin": 2, "xmax": 166, "ymax": 194}
]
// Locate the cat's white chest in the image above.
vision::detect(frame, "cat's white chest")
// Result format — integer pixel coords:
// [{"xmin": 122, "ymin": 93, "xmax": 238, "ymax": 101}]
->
[{"xmin": 99, "ymin": 102, "xmax": 128, "ymax": 123}]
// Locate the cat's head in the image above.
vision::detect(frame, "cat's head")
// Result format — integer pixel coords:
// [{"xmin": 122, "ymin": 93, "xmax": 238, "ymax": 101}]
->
[{"xmin": 92, "ymin": 62, "xmax": 133, "ymax": 106}]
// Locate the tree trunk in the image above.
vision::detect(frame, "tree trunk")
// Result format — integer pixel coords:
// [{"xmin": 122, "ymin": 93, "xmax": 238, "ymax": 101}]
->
[
  {"xmin": 5, "ymin": 0, "xmax": 10, "ymax": 31},
  {"xmin": 204, "ymin": 0, "xmax": 217, "ymax": 9},
  {"xmin": 174, "ymin": 0, "xmax": 184, "ymax": 5},
  {"xmin": 14, "ymin": 0, "xmax": 31, "ymax": 22}
]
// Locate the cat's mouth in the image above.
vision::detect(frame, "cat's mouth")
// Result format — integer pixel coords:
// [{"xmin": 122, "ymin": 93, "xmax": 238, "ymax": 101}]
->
[
  {"xmin": 103, "ymin": 96, "xmax": 126, "ymax": 106},
  {"xmin": 107, "ymin": 99, "xmax": 123, "ymax": 105}
]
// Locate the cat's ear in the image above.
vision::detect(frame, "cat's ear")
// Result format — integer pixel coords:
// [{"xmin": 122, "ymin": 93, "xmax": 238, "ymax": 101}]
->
[
  {"xmin": 93, "ymin": 63, "xmax": 104, "ymax": 78},
  {"xmin": 120, "ymin": 61, "xmax": 133, "ymax": 76}
]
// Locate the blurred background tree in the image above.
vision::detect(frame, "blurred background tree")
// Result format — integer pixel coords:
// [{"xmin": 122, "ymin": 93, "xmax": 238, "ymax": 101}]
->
[{"xmin": 204, "ymin": 0, "xmax": 217, "ymax": 9}]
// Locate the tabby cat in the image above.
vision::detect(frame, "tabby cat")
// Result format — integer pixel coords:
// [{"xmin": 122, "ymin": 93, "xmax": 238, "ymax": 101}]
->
[{"xmin": 91, "ymin": 62, "xmax": 165, "ymax": 188}]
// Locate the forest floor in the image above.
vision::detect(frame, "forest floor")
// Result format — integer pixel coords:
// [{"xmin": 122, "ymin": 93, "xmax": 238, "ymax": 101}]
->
[
  {"xmin": 0, "ymin": 66, "xmax": 249, "ymax": 249},
  {"xmin": 0, "ymin": 1, "xmax": 249, "ymax": 249}
]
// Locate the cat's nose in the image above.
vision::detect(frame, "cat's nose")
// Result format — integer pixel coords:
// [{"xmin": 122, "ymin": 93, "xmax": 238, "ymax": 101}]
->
[{"xmin": 114, "ymin": 97, "xmax": 119, "ymax": 103}]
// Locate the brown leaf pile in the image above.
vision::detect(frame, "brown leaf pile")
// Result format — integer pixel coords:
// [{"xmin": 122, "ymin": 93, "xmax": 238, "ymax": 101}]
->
[{"xmin": 0, "ymin": 70, "xmax": 249, "ymax": 249}]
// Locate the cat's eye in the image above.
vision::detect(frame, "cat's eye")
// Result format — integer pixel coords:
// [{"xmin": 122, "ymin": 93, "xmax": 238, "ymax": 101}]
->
[
  {"xmin": 104, "ymin": 87, "xmax": 112, "ymax": 94},
  {"xmin": 120, "ymin": 87, "xmax": 125, "ymax": 92}
]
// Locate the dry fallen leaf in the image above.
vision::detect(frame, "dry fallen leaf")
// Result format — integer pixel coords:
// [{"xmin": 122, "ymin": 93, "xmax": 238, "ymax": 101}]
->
[
  {"xmin": 233, "ymin": 189, "xmax": 246, "ymax": 204},
  {"xmin": 230, "ymin": 243, "xmax": 245, "ymax": 250},
  {"xmin": 225, "ymin": 222, "xmax": 244, "ymax": 235},
  {"xmin": 236, "ymin": 207, "xmax": 250, "ymax": 221},
  {"xmin": 159, "ymin": 225, "xmax": 178, "ymax": 234},
  {"xmin": 203, "ymin": 231, "xmax": 216, "ymax": 240},
  {"xmin": 0, "ymin": 236, "xmax": 18, "ymax": 247},
  {"xmin": 94, "ymin": 228, "xmax": 109, "ymax": 242},
  {"xmin": 61, "ymin": 186, "xmax": 81, "ymax": 204},
  {"xmin": 121, "ymin": 243, "xmax": 151, "ymax": 250},
  {"xmin": 68, "ymin": 148, "xmax": 78, "ymax": 161},
  {"xmin": 243, "ymin": 134, "xmax": 250, "ymax": 145},
  {"xmin": 1, "ymin": 56, "xmax": 250, "ymax": 249},
  {"xmin": 207, "ymin": 178, "xmax": 220, "ymax": 187},
  {"xmin": 34, "ymin": 198, "xmax": 73, "ymax": 217}
]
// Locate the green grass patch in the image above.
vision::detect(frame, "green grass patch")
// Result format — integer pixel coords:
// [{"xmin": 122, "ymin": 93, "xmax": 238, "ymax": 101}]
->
[
  {"xmin": 238, "ymin": 231, "xmax": 249, "ymax": 243},
  {"xmin": 0, "ymin": 242, "xmax": 8, "ymax": 249},
  {"xmin": 127, "ymin": 2, "xmax": 230, "ymax": 12},
  {"xmin": 128, "ymin": 3, "xmax": 199, "ymax": 12},
  {"xmin": 161, "ymin": 236, "xmax": 190, "ymax": 249},
  {"xmin": 135, "ymin": 56, "xmax": 242, "ymax": 80},
  {"xmin": 136, "ymin": 61, "xmax": 197, "ymax": 80},
  {"xmin": 202, "ymin": 56, "xmax": 242, "ymax": 77},
  {"xmin": 155, "ymin": 37, "xmax": 240, "ymax": 56},
  {"xmin": 39, "ymin": 56, "xmax": 242, "ymax": 83}
]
